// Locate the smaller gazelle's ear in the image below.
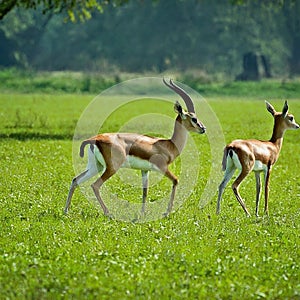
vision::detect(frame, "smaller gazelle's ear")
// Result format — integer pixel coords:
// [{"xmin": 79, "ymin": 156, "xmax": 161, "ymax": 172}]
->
[
  {"xmin": 282, "ymin": 100, "xmax": 289, "ymax": 118},
  {"xmin": 265, "ymin": 101, "xmax": 276, "ymax": 116},
  {"xmin": 174, "ymin": 101, "xmax": 186, "ymax": 119}
]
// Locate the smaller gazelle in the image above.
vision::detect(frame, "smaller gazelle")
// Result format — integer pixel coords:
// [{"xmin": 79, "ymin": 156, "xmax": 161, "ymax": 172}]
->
[
  {"xmin": 217, "ymin": 101, "xmax": 299, "ymax": 217},
  {"xmin": 65, "ymin": 79, "xmax": 206, "ymax": 216}
]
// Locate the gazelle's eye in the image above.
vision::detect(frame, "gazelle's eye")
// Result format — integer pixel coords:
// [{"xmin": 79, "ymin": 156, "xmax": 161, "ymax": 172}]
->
[
  {"xmin": 289, "ymin": 116, "xmax": 294, "ymax": 121},
  {"xmin": 191, "ymin": 117, "xmax": 197, "ymax": 123}
]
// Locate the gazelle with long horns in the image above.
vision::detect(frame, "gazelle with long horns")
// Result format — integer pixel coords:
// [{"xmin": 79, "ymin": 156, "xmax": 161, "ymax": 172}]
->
[
  {"xmin": 217, "ymin": 101, "xmax": 299, "ymax": 217},
  {"xmin": 65, "ymin": 79, "xmax": 206, "ymax": 216}
]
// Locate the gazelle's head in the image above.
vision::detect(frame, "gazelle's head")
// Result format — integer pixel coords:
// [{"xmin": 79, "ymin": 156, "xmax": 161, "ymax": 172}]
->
[
  {"xmin": 174, "ymin": 101, "xmax": 206, "ymax": 134},
  {"xmin": 163, "ymin": 78, "xmax": 206, "ymax": 134},
  {"xmin": 266, "ymin": 100, "xmax": 299, "ymax": 131}
]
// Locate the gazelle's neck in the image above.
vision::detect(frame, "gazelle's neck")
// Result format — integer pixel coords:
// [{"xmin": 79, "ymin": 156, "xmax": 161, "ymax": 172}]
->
[
  {"xmin": 270, "ymin": 119, "xmax": 285, "ymax": 150},
  {"xmin": 170, "ymin": 116, "xmax": 188, "ymax": 156}
]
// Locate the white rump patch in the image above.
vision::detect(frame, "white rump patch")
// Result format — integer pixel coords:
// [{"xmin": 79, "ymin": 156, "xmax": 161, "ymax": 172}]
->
[
  {"xmin": 89, "ymin": 146, "xmax": 106, "ymax": 174},
  {"xmin": 230, "ymin": 151, "xmax": 242, "ymax": 170},
  {"xmin": 228, "ymin": 149, "xmax": 267, "ymax": 173}
]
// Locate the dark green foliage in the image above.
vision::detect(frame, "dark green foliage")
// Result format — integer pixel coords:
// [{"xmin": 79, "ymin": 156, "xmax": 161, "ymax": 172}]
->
[
  {"xmin": 0, "ymin": 0, "xmax": 130, "ymax": 21},
  {"xmin": 1, "ymin": 0, "xmax": 300, "ymax": 75}
]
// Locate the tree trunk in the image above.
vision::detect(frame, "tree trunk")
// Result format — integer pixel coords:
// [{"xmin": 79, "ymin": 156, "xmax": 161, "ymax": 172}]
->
[
  {"xmin": 261, "ymin": 55, "xmax": 271, "ymax": 78},
  {"xmin": 236, "ymin": 52, "xmax": 259, "ymax": 81}
]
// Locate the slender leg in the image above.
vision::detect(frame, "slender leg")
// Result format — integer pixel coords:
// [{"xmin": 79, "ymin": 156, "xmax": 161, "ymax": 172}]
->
[
  {"xmin": 255, "ymin": 172, "xmax": 261, "ymax": 217},
  {"xmin": 264, "ymin": 166, "xmax": 271, "ymax": 215},
  {"xmin": 232, "ymin": 169, "xmax": 251, "ymax": 217},
  {"xmin": 64, "ymin": 148, "xmax": 103, "ymax": 214},
  {"xmin": 148, "ymin": 154, "xmax": 178, "ymax": 216},
  {"xmin": 91, "ymin": 168, "xmax": 117, "ymax": 216},
  {"xmin": 163, "ymin": 169, "xmax": 178, "ymax": 216},
  {"xmin": 216, "ymin": 166, "xmax": 236, "ymax": 214},
  {"xmin": 89, "ymin": 143, "xmax": 126, "ymax": 216},
  {"xmin": 141, "ymin": 170, "xmax": 149, "ymax": 214},
  {"xmin": 64, "ymin": 168, "xmax": 97, "ymax": 213},
  {"xmin": 65, "ymin": 171, "xmax": 85, "ymax": 214}
]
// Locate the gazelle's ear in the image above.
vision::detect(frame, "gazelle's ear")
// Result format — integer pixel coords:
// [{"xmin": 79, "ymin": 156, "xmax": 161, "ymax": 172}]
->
[
  {"xmin": 174, "ymin": 101, "xmax": 186, "ymax": 119},
  {"xmin": 265, "ymin": 101, "xmax": 276, "ymax": 116},
  {"xmin": 282, "ymin": 100, "xmax": 288, "ymax": 118}
]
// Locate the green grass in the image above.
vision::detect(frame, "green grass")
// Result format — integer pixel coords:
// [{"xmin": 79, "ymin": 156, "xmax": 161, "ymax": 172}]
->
[
  {"xmin": 0, "ymin": 92, "xmax": 299, "ymax": 299},
  {"xmin": 1, "ymin": 68, "xmax": 300, "ymax": 98}
]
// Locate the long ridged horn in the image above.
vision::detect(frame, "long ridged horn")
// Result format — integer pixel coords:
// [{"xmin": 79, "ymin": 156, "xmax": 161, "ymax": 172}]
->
[{"xmin": 163, "ymin": 78, "xmax": 195, "ymax": 113}]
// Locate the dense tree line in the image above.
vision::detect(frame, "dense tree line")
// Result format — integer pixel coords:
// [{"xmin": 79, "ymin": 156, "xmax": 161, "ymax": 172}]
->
[
  {"xmin": 0, "ymin": 0, "xmax": 299, "ymax": 77},
  {"xmin": 0, "ymin": 0, "xmax": 130, "ymax": 21}
]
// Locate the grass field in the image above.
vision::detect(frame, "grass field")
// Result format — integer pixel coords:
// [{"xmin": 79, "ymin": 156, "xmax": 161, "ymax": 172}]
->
[{"xmin": 0, "ymin": 89, "xmax": 299, "ymax": 299}]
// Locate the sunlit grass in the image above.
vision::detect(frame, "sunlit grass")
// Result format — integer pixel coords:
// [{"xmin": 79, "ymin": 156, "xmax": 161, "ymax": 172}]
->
[{"xmin": 0, "ymin": 93, "xmax": 299, "ymax": 299}]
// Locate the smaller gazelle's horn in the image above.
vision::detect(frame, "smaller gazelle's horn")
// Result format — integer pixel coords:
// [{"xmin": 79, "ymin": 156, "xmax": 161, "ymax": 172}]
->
[{"xmin": 163, "ymin": 78, "xmax": 195, "ymax": 113}]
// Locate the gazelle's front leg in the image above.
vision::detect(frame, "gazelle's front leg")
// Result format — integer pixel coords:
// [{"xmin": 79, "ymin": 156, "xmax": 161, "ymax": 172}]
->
[
  {"xmin": 264, "ymin": 166, "xmax": 272, "ymax": 216},
  {"xmin": 164, "ymin": 169, "xmax": 178, "ymax": 216},
  {"xmin": 141, "ymin": 170, "xmax": 149, "ymax": 214},
  {"xmin": 255, "ymin": 171, "xmax": 261, "ymax": 217}
]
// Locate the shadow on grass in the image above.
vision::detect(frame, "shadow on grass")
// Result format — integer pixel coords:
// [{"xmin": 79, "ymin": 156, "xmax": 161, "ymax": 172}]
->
[{"xmin": 0, "ymin": 132, "xmax": 73, "ymax": 141}]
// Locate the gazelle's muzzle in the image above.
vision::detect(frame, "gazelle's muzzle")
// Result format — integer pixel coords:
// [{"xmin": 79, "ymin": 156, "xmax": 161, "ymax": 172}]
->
[{"xmin": 199, "ymin": 123, "xmax": 206, "ymax": 134}]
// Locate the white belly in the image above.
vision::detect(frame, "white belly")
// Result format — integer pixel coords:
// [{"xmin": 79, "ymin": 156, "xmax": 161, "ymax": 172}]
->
[
  {"xmin": 91, "ymin": 146, "xmax": 160, "ymax": 173},
  {"xmin": 253, "ymin": 160, "xmax": 267, "ymax": 172},
  {"xmin": 121, "ymin": 155, "xmax": 160, "ymax": 172}
]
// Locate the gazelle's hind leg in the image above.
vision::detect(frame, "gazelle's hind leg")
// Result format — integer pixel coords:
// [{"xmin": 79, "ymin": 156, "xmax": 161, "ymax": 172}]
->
[
  {"xmin": 64, "ymin": 168, "xmax": 99, "ymax": 213},
  {"xmin": 64, "ymin": 147, "xmax": 104, "ymax": 213},
  {"xmin": 91, "ymin": 167, "xmax": 120, "ymax": 216},
  {"xmin": 216, "ymin": 152, "xmax": 236, "ymax": 214},
  {"xmin": 232, "ymin": 167, "xmax": 253, "ymax": 217},
  {"xmin": 225, "ymin": 149, "xmax": 253, "ymax": 217},
  {"xmin": 216, "ymin": 165, "xmax": 236, "ymax": 214},
  {"xmin": 91, "ymin": 147, "xmax": 126, "ymax": 216}
]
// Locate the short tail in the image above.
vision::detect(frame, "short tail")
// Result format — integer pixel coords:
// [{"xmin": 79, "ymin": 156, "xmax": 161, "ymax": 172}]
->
[
  {"xmin": 222, "ymin": 146, "xmax": 234, "ymax": 171},
  {"xmin": 79, "ymin": 139, "xmax": 95, "ymax": 157}
]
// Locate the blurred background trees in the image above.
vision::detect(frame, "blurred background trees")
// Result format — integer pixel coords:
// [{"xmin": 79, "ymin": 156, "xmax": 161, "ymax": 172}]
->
[{"xmin": 0, "ymin": 0, "xmax": 299, "ymax": 78}]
